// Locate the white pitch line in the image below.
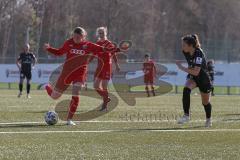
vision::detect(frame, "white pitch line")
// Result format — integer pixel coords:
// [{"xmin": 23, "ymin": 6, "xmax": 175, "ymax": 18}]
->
[
  {"xmin": 1, "ymin": 129, "xmax": 240, "ymax": 134},
  {"xmin": 0, "ymin": 120, "xmax": 208, "ymax": 125},
  {"xmin": 0, "ymin": 130, "xmax": 116, "ymax": 134}
]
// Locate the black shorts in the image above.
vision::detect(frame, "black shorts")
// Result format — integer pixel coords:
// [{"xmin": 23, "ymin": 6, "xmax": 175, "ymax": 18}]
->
[
  {"xmin": 20, "ymin": 71, "xmax": 32, "ymax": 80},
  {"xmin": 197, "ymin": 82, "xmax": 212, "ymax": 94},
  {"xmin": 187, "ymin": 75, "xmax": 212, "ymax": 94}
]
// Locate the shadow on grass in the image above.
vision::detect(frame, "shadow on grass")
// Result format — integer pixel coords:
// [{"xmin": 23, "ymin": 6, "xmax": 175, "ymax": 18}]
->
[
  {"xmin": 222, "ymin": 118, "xmax": 240, "ymax": 122},
  {"xmin": 0, "ymin": 122, "xmax": 204, "ymax": 131},
  {"xmin": 0, "ymin": 123, "xmax": 65, "ymax": 129},
  {"xmin": 222, "ymin": 114, "xmax": 240, "ymax": 122},
  {"xmin": 122, "ymin": 125, "xmax": 204, "ymax": 132},
  {"xmin": 223, "ymin": 114, "xmax": 240, "ymax": 116},
  {"xmin": 26, "ymin": 111, "xmax": 47, "ymax": 114}
]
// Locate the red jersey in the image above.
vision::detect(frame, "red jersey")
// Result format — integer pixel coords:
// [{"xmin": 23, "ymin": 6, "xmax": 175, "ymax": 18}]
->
[
  {"xmin": 93, "ymin": 39, "xmax": 117, "ymax": 80},
  {"xmin": 47, "ymin": 38, "xmax": 104, "ymax": 83},
  {"xmin": 143, "ymin": 60, "xmax": 156, "ymax": 77}
]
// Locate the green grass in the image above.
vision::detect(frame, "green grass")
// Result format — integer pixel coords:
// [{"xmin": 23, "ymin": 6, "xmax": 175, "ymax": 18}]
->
[
  {"xmin": 0, "ymin": 90, "xmax": 240, "ymax": 160},
  {"xmin": 1, "ymin": 82, "xmax": 240, "ymax": 95}
]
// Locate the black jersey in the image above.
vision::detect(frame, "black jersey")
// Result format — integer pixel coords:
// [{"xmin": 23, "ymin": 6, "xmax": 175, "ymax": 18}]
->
[
  {"xmin": 183, "ymin": 48, "xmax": 211, "ymax": 86},
  {"xmin": 17, "ymin": 52, "xmax": 36, "ymax": 72}
]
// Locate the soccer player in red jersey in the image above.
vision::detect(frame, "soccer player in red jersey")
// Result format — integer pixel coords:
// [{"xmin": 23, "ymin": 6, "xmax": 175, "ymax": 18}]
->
[
  {"xmin": 143, "ymin": 54, "xmax": 157, "ymax": 97},
  {"xmin": 89, "ymin": 27, "xmax": 120, "ymax": 111},
  {"xmin": 43, "ymin": 27, "xmax": 117, "ymax": 125}
]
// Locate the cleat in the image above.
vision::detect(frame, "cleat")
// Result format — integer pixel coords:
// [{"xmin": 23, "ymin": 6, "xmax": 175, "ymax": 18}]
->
[
  {"xmin": 27, "ymin": 94, "xmax": 31, "ymax": 99},
  {"xmin": 99, "ymin": 97, "xmax": 111, "ymax": 112},
  {"xmin": 17, "ymin": 92, "xmax": 22, "ymax": 98},
  {"xmin": 152, "ymin": 90, "xmax": 156, "ymax": 96},
  {"xmin": 178, "ymin": 115, "xmax": 190, "ymax": 124},
  {"xmin": 66, "ymin": 120, "xmax": 76, "ymax": 126},
  {"xmin": 99, "ymin": 107, "xmax": 107, "ymax": 112},
  {"xmin": 205, "ymin": 118, "xmax": 212, "ymax": 128}
]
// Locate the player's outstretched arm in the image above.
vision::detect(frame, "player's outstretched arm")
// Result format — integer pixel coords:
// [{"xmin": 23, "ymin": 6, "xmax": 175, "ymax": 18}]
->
[
  {"xmin": 176, "ymin": 60, "xmax": 200, "ymax": 76},
  {"xmin": 32, "ymin": 54, "xmax": 37, "ymax": 68},
  {"xmin": 44, "ymin": 42, "xmax": 67, "ymax": 56},
  {"xmin": 113, "ymin": 54, "xmax": 120, "ymax": 72},
  {"xmin": 16, "ymin": 59, "xmax": 21, "ymax": 70}
]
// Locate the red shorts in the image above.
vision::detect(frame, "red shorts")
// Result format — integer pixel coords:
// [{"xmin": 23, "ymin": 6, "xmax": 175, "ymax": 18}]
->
[
  {"xmin": 94, "ymin": 66, "xmax": 112, "ymax": 80},
  {"xmin": 54, "ymin": 70, "xmax": 86, "ymax": 93},
  {"xmin": 144, "ymin": 75, "xmax": 154, "ymax": 84}
]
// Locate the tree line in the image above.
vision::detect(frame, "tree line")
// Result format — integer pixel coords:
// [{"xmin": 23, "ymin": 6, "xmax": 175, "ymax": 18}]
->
[{"xmin": 0, "ymin": 0, "xmax": 240, "ymax": 63}]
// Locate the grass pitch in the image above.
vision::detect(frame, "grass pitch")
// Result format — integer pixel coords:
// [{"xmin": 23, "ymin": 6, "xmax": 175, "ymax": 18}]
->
[{"xmin": 0, "ymin": 89, "xmax": 240, "ymax": 160}]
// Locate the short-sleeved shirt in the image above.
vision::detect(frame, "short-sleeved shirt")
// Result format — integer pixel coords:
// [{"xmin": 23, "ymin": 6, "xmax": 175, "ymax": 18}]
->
[
  {"xmin": 183, "ymin": 48, "xmax": 211, "ymax": 85},
  {"xmin": 94, "ymin": 39, "xmax": 117, "ymax": 80},
  {"xmin": 143, "ymin": 60, "xmax": 156, "ymax": 78},
  {"xmin": 18, "ymin": 52, "xmax": 36, "ymax": 72}
]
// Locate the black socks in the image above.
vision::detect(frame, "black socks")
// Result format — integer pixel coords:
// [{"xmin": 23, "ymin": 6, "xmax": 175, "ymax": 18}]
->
[
  {"xmin": 27, "ymin": 84, "xmax": 31, "ymax": 94},
  {"xmin": 182, "ymin": 87, "xmax": 191, "ymax": 116},
  {"xmin": 182, "ymin": 87, "xmax": 212, "ymax": 119},
  {"xmin": 19, "ymin": 83, "xmax": 23, "ymax": 93},
  {"xmin": 204, "ymin": 103, "xmax": 212, "ymax": 119}
]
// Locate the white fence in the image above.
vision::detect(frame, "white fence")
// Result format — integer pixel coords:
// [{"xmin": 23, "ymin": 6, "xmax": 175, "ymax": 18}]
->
[{"xmin": 0, "ymin": 63, "xmax": 240, "ymax": 87}]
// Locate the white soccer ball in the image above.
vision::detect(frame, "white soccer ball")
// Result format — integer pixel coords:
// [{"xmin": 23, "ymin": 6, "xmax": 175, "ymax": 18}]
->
[{"xmin": 44, "ymin": 111, "xmax": 58, "ymax": 125}]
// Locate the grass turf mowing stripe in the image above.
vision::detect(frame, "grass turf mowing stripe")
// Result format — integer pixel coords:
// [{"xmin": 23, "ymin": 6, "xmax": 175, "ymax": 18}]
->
[{"xmin": 1, "ymin": 129, "xmax": 240, "ymax": 134}]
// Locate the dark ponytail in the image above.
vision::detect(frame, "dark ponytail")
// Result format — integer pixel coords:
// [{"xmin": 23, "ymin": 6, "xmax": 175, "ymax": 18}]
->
[{"xmin": 182, "ymin": 34, "xmax": 201, "ymax": 48}]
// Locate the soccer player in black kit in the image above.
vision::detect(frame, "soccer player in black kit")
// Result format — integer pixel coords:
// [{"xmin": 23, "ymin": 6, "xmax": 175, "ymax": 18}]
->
[
  {"xmin": 16, "ymin": 44, "xmax": 37, "ymax": 98},
  {"xmin": 176, "ymin": 34, "xmax": 213, "ymax": 127}
]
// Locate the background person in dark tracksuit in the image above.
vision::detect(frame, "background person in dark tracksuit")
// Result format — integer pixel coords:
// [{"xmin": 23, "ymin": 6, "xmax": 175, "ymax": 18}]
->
[{"xmin": 16, "ymin": 44, "xmax": 37, "ymax": 98}]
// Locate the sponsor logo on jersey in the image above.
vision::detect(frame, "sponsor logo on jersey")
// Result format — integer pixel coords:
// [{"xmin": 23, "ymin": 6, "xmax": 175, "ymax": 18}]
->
[
  {"xmin": 70, "ymin": 49, "xmax": 85, "ymax": 55},
  {"xmin": 196, "ymin": 57, "xmax": 202, "ymax": 64}
]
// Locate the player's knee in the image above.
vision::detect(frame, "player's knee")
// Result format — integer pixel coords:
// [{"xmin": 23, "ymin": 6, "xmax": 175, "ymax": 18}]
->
[
  {"xmin": 51, "ymin": 96, "xmax": 60, "ymax": 100},
  {"xmin": 51, "ymin": 92, "xmax": 61, "ymax": 100},
  {"xmin": 202, "ymin": 100, "xmax": 210, "ymax": 106},
  {"xmin": 102, "ymin": 86, "xmax": 108, "ymax": 91},
  {"xmin": 94, "ymin": 86, "xmax": 100, "ymax": 90},
  {"xmin": 19, "ymin": 79, "xmax": 24, "ymax": 84},
  {"xmin": 94, "ymin": 86, "xmax": 101, "ymax": 92},
  {"xmin": 26, "ymin": 80, "xmax": 31, "ymax": 85},
  {"xmin": 93, "ymin": 83, "xmax": 100, "ymax": 89},
  {"xmin": 72, "ymin": 87, "xmax": 80, "ymax": 96}
]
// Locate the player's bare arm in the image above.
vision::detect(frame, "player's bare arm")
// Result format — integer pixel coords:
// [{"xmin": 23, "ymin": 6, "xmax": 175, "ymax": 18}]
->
[
  {"xmin": 176, "ymin": 60, "xmax": 201, "ymax": 76},
  {"xmin": 113, "ymin": 54, "xmax": 120, "ymax": 72}
]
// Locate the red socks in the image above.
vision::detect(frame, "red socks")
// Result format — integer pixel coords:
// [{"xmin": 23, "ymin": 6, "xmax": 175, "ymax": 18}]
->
[
  {"xmin": 67, "ymin": 96, "xmax": 79, "ymax": 120},
  {"xmin": 46, "ymin": 84, "xmax": 80, "ymax": 120},
  {"xmin": 45, "ymin": 84, "xmax": 53, "ymax": 97},
  {"xmin": 96, "ymin": 89, "xmax": 109, "ymax": 101}
]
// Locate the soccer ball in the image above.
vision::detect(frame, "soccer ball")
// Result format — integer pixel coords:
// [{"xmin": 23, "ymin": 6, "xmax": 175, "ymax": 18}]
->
[{"xmin": 44, "ymin": 111, "xmax": 58, "ymax": 125}]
